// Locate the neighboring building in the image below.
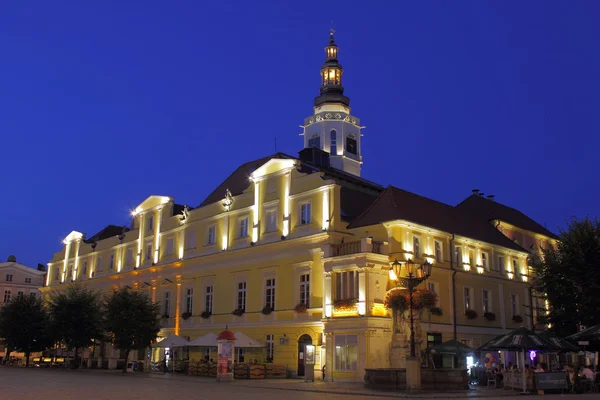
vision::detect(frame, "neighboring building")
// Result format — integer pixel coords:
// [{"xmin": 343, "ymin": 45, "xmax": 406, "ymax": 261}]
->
[
  {"xmin": 41, "ymin": 32, "xmax": 556, "ymax": 380},
  {"xmin": 0, "ymin": 255, "xmax": 46, "ymax": 360}
]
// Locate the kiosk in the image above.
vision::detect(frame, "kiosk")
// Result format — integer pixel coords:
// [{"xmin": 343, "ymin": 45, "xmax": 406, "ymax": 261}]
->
[
  {"xmin": 216, "ymin": 328, "xmax": 236, "ymax": 382},
  {"xmin": 304, "ymin": 344, "xmax": 316, "ymax": 382}
]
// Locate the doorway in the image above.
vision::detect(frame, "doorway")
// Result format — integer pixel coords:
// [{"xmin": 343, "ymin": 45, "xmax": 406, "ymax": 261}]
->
[{"xmin": 297, "ymin": 334, "xmax": 312, "ymax": 376}]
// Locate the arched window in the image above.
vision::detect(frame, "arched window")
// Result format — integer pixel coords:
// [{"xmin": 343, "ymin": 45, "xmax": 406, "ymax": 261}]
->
[
  {"xmin": 308, "ymin": 133, "xmax": 320, "ymax": 149},
  {"xmin": 330, "ymin": 129, "xmax": 337, "ymax": 154},
  {"xmin": 346, "ymin": 134, "xmax": 357, "ymax": 155}
]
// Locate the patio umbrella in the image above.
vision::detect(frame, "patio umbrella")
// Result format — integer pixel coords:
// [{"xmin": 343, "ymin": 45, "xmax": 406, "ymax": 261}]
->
[
  {"xmin": 431, "ymin": 339, "xmax": 474, "ymax": 355},
  {"xmin": 188, "ymin": 333, "xmax": 218, "ymax": 347},
  {"xmin": 566, "ymin": 324, "xmax": 600, "ymax": 341},
  {"xmin": 234, "ymin": 332, "xmax": 264, "ymax": 348},
  {"xmin": 152, "ymin": 334, "xmax": 189, "ymax": 348},
  {"xmin": 538, "ymin": 331, "xmax": 579, "ymax": 352}
]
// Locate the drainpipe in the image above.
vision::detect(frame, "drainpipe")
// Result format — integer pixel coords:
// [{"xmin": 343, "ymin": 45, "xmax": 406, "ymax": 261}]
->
[{"xmin": 450, "ymin": 234, "xmax": 457, "ymax": 341}]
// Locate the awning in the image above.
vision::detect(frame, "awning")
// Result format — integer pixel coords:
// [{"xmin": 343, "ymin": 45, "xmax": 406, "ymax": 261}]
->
[
  {"xmin": 234, "ymin": 332, "xmax": 264, "ymax": 348},
  {"xmin": 152, "ymin": 334, "xmax": 189, "ymax": 348},
  {"xmin": 188, "ymin": 332, "xmax": 218, "ymax": 347}
]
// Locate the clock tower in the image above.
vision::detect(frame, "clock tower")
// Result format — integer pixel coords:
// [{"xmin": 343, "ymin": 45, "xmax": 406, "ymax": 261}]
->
[{"xmin": 301, "ymin": 30, "xmax": 363, "ymax": 177}]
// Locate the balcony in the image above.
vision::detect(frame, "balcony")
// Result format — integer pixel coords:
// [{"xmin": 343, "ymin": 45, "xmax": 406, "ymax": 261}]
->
[{"xmin": 328, "ymin": 237, "xmax": 388, "ymax": 257}]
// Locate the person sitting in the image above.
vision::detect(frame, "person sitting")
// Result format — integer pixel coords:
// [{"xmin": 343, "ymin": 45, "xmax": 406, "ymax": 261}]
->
[
  {"xmin": 524, "ymin": 364, "xmax": 533, "ymax": 376},
  {"xmin": 534, "ymin": 363, "xmax": 545, "ymax": 372},
  {"xmin": 582, "ymin": 365, "xmax": 595, "ymax": 381}
]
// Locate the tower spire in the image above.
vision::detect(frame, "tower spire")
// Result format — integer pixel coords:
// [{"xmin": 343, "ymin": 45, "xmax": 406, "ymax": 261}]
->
[{"xmin": 314, "ymin": 30, "xmax": 350, "ymax": 107}]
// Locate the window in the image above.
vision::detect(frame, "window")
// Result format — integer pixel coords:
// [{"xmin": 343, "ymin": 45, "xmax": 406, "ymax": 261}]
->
[
  {"xmin": 236, "ymin": 347, "xmax": 245, "ymax": 363},
  {"xmin": 205, "ymin": 285, "xmax": 213, "ymax": 313},
  {"xmin": 265, "ymin": 278, "xmax": 276, "ymax": 310},
  {"xmin": 5, "ymin": 274, "xmax": 13, "ymax": 282},
  {"xmin": 145, "ymin": 243, "xmax": 152, "ymax": 261},
  {"xmin": 81, "ymin": 262, "xmax": 88, "ymax": 276},
  {"xmin": 300, "ymin": 274, "xmax": 310, "ymax": 307},
  {"xmin": 68, "ymin": 264, "xmax": 73, "ymax": 280},
  {"xmin": 468, "ymin": 250, "xmax": 474, "ymax": 265},
  {"xmin": 266, "ymin": 334, "xmax": 274, "ymax": 362},
  {"xmin": 17, "ymin": 291, "xmax": 23, "ymax": 297},
  {"xmin": 497, "ymin": 255, "xmax": 504, "ymax": 273},
  {"xmin": 3, "ymin": 290, "xmax": 11, "ymax": 303},
  {"xmin": 204, "ymin": 348, "xmax": 210, "ymax": 361},
  {"xmin": 96, "ymin": 256, "xmax": 103, "ymax": 271},
  {"xmin": 511, "ymin": 294, "xmax": 518, "ymax": 317},
  {"xmin": 454, "ymin": 246, "xmax": 462, "ymax": 265},
  {"xmin": 330, "ymin": 129, "xmax": 337, "ymax": 154},
  {"xmin": 345, "ymin": 134, "xmax": 357, "ymax": 155},
  {"xmin": 482, "ymin": 289, "xmax": 490, "ymax": 313},
  {"xmin": 300, "ymin": 202, "xmax": 311, "ymax": 225},
  {"xmin": 166, "ymin": 237, "xmax": 174, "ymax": 255},
  {"xmin": 25, "ymin": 277, "xmax": 32, "ymax": 284},
  {"xmin": 512, "ymin": 259, "xmax": 519, "ymax": 275},
  {"xmin": 335, "ymin": 271, "xmax": 359, "ymax": 300},
  {"xmin": 187, "ymin": 230, "xmax": 197, "ymax": 249},
  {"xmin": 108, "ymin": 254, "xmax": 114, "ymax": 269},
  {"xmin": 126, "ymin": 249, "xmax": 134, "ymax": 265},
  {"xmin": 164, "ymin": 292, "xmax": 171, "ymax": 317},
  {"xmin": 334, "ymin": 335, "xmax": 358, "ymax": 371},
  {"xmin": 267, "ymin": 181, "xmax": 276, "ymax": 194},
  {"xmin": 308, "ymin": 133, "xmax": 320, "ymax": 148},
  {"xmin": 207, "ymin": 226, "xmax": 215, "ymax": 245},
  {"xmin": 413, "ymin": 235, "xmax": 421, "ymax": 258},
  {"xmin": 185, "ymin": 288, "xmax": 193, "ymax": 314},
  {"xmin": 266, "ymin": 209, "xmax": 277, "ymax": 232},
  {"xmin": 237, "ymin": 281, "xmax": 247, "ymax": 311},
  {"xmin": 482, "ymin": 252, "xmax": 489, "ymax": 271},
  {"xmin": 427, "ymin": 282, "xmax": 439, "ymax": 306},
  {"xmin": 239, "ymin": 217, "xmax": 249, "ymax": 238},
  {"xmin": 434, "ymin": 241, "xmax": 443, "ymax": 263},
  {"xmin": 464, "ymin": 287, "xmax": 471, "ymax": 312},
  {"xmin": 146, "ymin": 215, "xmax": 154, "ymax": 232},
  {"xmin": 54, "ymin": 268, "xmax": 59, "ymax": 281}
]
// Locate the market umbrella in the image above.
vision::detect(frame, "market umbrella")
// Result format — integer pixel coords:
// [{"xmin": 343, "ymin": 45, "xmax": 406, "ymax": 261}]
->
[
  {"xmin": 234, "ymin": 332, "xmax": 264, "ymax": 348},
  {"xmin": 152, "ymin": 334, "xmax": 189, "ymax": 348},
  {"xmin": 538, "ymin": 331, "xmax": 579, "ymax": 352},
  {"xmin": 566, "ymin": 324, "xmax": 600, "ymax": 341},
  {"xmin": 478, "ymin": 327, "xmax": 561, "ymax": 394},
  {"xmin": 431, "ymin": 339, "xmax": 474, "ymax": 355},
  {"xmin": 188, "ymin": 333, "xmax": 218, "ymax": 347}
]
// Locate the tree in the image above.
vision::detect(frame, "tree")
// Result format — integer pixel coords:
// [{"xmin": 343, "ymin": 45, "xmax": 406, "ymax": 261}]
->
[
  {"xmin": 103, "ymin": 288, "xmax": 160, "ymax": 372},
  {"xmin": 0, "ymin": 294, "xmax": 54, "ymax": 367},
  {"xmin": 532, "ymin": 217, "xmax": 600, "ymax": 337},
  {"xmin": 48, "ymin": 285, "xmax": 103, "ymax": 367}
]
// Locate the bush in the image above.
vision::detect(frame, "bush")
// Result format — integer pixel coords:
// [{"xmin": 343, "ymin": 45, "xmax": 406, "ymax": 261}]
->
[
  {"xmin": 261, "ymin": 306, "xmax": 273, "ymax": 315},
  {"xmin": 294, "ymin": 304, "xmax": 308, "ymax": 314}
]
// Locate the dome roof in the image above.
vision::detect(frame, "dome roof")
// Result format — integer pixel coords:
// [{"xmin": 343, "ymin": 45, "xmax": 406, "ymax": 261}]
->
[{"xmin": 217, "ymin": 329, "xmax": 236, "ymax": 341}]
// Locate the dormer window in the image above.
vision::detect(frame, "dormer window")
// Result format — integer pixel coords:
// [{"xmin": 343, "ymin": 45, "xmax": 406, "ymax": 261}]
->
[
  {"xmin": 346, "ymin": 134, "xmax": 357, "ymax": 155},
  {"xmin": 308, "ymin": 134, "xmax": 320, "ymax": 149}
]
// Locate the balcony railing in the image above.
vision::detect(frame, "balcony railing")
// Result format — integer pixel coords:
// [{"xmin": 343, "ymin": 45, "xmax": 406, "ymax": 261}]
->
[{"xmin": 330, "ymin": 238, "xmax": 387, "ymax": 257}]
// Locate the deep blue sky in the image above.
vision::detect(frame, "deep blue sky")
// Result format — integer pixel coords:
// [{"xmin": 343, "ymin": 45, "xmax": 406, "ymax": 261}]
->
[{"xmin": 2, "ymin": 1, "xmax": 599, "ymax": 267}]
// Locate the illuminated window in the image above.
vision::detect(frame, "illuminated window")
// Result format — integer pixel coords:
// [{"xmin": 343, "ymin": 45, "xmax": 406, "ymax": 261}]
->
[
  {"xmin": 454, "ymin": 246, "xmax": 462, "ymax": 265},
  {"xmin": 330, "ymin": 130, "xmax": 337, "ymax": 154},
  {"xmin": 335, "ymin": 271, "xmax": 359, "ymax": 300},
  {"xmin": 464, "ymin": 287, "xmax": 471, "ymax": 312},
  {"xmin": 434, "ymin": 241, "xmax": 443, "ymax": 263},
  {"xmin": 334, "ymin": 335, "xmax": 358, "ymax": 371},
  {"xmin": 265, "ymin": 278, "xmax": 276, "ymax": 310},
  {"xmin": 346, "ymin": 134, "xmax": 357, "ymax": 155},
  {"xmin": 308, "ymin": 134, "xmax": 320, "ymax": 148},
  {"xmin": 300, "ymin": 274, "xmax": 310, "ymax": 307},
  {"xmin": 239, "ymin": 217, "xmax": 249, "ymax": 238}
]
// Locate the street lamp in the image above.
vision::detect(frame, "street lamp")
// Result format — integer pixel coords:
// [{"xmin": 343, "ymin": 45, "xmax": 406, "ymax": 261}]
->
[{"xmin": 389, "ymin": 258, "xmax": 432, "ymax": 358}]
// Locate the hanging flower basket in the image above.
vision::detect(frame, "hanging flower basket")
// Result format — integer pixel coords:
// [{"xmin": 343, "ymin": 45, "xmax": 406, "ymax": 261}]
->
[
  {"xmin": 415, "ymin": 289, "xmax": 438, "ymax": 310},
  {"xmin": 261, "ymin": 306, "xmax": 274, "ymax": 315},
  {"xmin": 232, "ymin": 308, "xmax": 245, "ymax": 317},
  {"xmin": 333, "ymin": 298, "xmax": 358, "ymax": 311},
  {"xmin": 384, "ymin": 290, "xmax": 408, "ymax": 311},
  {"xmin": 294, "ymin": 303, "xmax": 308, "ymax": 314},
  {"xmin": 465, "ymin": 309, "xmax": 478, "ymax": 319},
  {"xmin": 181, "ymin": 312, "xmax": 192, "ymax": 320},
  {"xmin": 483, "ymin": 312, "xmax": 496, "ymax": 321},
  {"xmin": 429, "ymin": 307, "xmax": 443, "ymax": 316},
  {"xmin": 512, "ymin": 314, "xmax": 523, "ymax": 323},
  {"xmin": 201, "ymin": 311, "xmax": 212, "ymax": 319}
]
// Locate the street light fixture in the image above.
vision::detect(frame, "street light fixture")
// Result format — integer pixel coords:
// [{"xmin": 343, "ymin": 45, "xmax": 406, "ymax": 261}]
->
[{"xmin": 388, "ymin": 258, "xmax": 432, "ymax": 358}]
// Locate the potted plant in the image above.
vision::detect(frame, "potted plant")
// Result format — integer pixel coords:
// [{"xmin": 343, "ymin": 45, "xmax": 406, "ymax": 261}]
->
[
  {"xmin": 181, "ymin": 311, "xmax": 192, "ymax": 320},
  {"xmin": 294, "ymin": 303, "xmax": 308, "ymax": 314},
  {"xmin": 465, "ymin": 309, "xmax": 478, "ymax": 319},
  {"xmin": 232, "ymin": 308, "xmax": 245, "ymax": 317},
  {"xmin": 261, "ymin": 306, "xmax": 274, "ymax": 315},
  {"xmin": 429, "ymin": 307, "xmax": 443, "ymax": 316},
  {"xmin": 483, "ymin": 312, "xmax": 496, "ymax": 321},
  {"xmin": 512, "ymin": 314, "xmax": 523, "ymax": 323},
  {"xmin": 333, "ymin": 298, "xmax": 358, "ymax": 311},
  {"xmin": 201, "ymin": 311, "xmax": 212, "ymax": 319}
]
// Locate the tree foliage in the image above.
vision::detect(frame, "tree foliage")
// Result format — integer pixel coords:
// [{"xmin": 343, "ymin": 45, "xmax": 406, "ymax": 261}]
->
[
  {"xmin": 103, "ymin": 288, "xmax": 160, "ymax": 372},
  {"xmin": 48, "ymin": 285, "xmax": 103, "ymax": 365},
  {"xmin": 532, "ymin": 217, "xmax": 600, "ymax": 337},
  {"xmin": 0, "ymin": 294, "xmax": 54, "ymax": 366}
]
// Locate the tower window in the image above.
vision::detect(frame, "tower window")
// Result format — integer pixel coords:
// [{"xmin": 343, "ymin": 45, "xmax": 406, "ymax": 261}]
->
[
  {"xmin": 346, "ymin": 134, "xmax": 357, "ymax": 155},
  {"xmin": 308, "ymin": 134, "xmax": 320, "ymax": 149},
  {"xmin": 330, "ymin": 130, "xmax": 337, "ymax": 154},
  {"xmin": 323, "ymin": 68, "xmax": 341, "ymax": 85}
]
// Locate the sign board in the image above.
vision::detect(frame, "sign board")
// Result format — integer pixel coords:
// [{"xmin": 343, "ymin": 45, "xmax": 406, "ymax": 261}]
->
[
  {"xmin": 535, "ymin": 371, "xmax": 568, "ymax": 390},
  {"xmin": 217, "ymin": 357, "xmax": 229, "ymax": 375},
  {"xmin": 305, "ymin": 344, "xmax": 315, "ymax": 365},
  {"xmin": 578, "ymin": 341, "xmax": 589, "ymax": 346}
]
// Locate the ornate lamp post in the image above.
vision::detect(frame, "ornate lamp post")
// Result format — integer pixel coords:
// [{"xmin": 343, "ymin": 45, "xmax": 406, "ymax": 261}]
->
[{"xmin": 389, "ymin": 258, "xmax": 432, "ymax": 390}]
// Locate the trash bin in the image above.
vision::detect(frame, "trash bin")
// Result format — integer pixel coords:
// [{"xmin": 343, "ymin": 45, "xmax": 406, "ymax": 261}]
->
[{"xmin": 127, "ymin": 362, "xmax": 134, "ymax": 372}]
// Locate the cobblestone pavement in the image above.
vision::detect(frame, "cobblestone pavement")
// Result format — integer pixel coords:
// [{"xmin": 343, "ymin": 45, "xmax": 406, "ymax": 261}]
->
[{"xmin": 0, "ymin": 368, "xmax": 597, "ymax": 400}]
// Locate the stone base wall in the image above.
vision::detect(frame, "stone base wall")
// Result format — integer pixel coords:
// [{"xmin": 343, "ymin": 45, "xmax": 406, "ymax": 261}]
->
[{"xmin": 364, "ymin": 368, "xmax": 469, "ymax": 391}]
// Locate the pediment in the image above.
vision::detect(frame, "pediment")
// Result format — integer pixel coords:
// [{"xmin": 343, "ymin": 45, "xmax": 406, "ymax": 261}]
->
[
  {"xmin": 133, "ymin": 195, "xmax": 172, "ymax": 214},
  {"xmin": 250, "ymin": 159, "xmax": 296, "ymax": 181}
]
